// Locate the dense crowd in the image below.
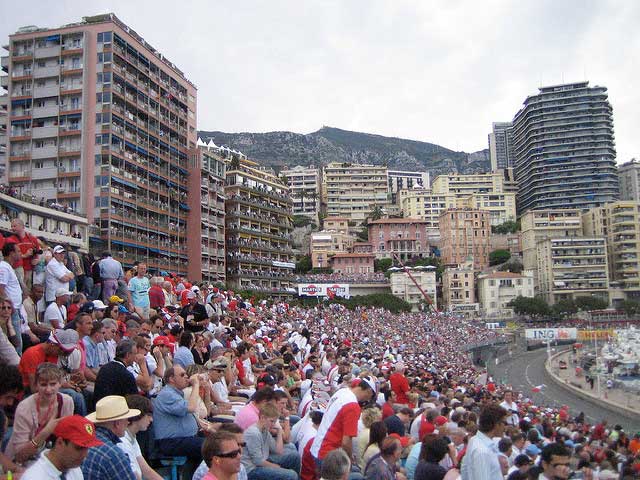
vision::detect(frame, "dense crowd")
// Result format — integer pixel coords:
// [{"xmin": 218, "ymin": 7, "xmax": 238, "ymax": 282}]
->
[
  {"xmin": 0, "ymin": 232, "xmax": 636, "ymax": 479},
  {"xmin": 0, "ymin": 184, "xmax": 78, "ymax": 215},
  {"xmin": 295, "ymin": 273, "xmax": 387, "ymax": 284}
]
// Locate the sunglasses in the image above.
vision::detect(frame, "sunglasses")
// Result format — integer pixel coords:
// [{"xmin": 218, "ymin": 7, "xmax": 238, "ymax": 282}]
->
[
  {"xmin": 0, "ymin": 306, "xmax": 12, "ymax": 310},
  {"xmin": 215, "ymin": 448, "xmax": 242, "ymax": 458}
]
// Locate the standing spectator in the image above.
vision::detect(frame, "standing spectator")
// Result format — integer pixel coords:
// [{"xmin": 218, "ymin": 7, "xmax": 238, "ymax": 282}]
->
[
  {"xmin": 93, "ymin": 339, "xmax": 139, "ymax": 403},
  {"xmin": 0, "ymin": 242, "xmax": 25, "ymax": 354},
  {"xmin": 67, "ymin": 247, "xmax": 85, "ymax": 293},
  {"xmin": 99, "ymin": 252, "xmax": 124, "ymax": 303},
  {"xmin": 500, "ymin": 390, "xmax": 519, "ymax": 427},
  {"xmin": 148, "ymin": 277, "xmax": 165, "ymax": 310},
  {"xmin": 414, "ymin": 436, "xmax": 451, "ymax": 480},
  {"xmin": 460, "ymin": 403, "xmax": 507, "ymax": 480},
  {"xmin": 45, "ymin": 245, "xmax": 74, "ymax": 304},
  {"xmin": 127, "ymin": 263, "xmax": 150, "ymax": 320},
  {"xmin": 163, "ymin": 280, "xmax": 177, "ymax": 306},
  {"xmin": 20, "ymin": 415, "xmax": 103, "ymax": 480},
  {"xmin": 83, "ymin": 395, "xmax": 138, "ymax": 480},
  {"xmin": 389, "ymin": 363, "xmax": 410, "ymax": 406},
  {"xmin": 7, "ymin": 217, "xmax": 40, "ymax": 291},
  {"xmin": 384, "ymin": 406, "xmax": 413, "ymax": 437},
  {"xmin": 538, "ymin": 443, "xmax": 574, "ymax": 480},
  {"xmin": 181, "ymin": 290, "xmax": 209, "ymax": 333}
]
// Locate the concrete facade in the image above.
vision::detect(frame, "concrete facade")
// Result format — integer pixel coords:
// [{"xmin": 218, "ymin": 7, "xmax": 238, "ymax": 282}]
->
[
  {"xmin": 390, "ymin": 269, "xmax": 437, "ymax": 310},
  {"xmin": 477, "ymin": 270, "xmax": 534, "ymax": 318},
  {"xmin": 367, "ymin": 217, "xmax": 430, "ymax": 260},
  {"xmin": 280, "ymin": 165, "xmax": 321, "ymax": 222},
  {"xmin": 442, "ymin": 262, "xmax": 476, "ymax": 309},
  {"xmin": 439, "ymin": 208, "xmax": 491, "ymax": 269},
  {"xmin": 310, "ymin": 230, "xmax": 355, "ymax": 269},
  {"xmin": 329, "ymin": 252, "xmax": 375, "ymax": 274},
  {"xmin": 488, "ymin": 121, "xmax": 514, "ymax": 171},
  {"xmin": 618, "ymin": 159, "xmax": 640, "ymax": 202}
]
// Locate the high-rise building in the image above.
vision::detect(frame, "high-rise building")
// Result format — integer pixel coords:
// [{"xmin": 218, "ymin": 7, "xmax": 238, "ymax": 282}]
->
[
  {"xmin": 0, "ymin": 94, "xmax": 7, "ymax": 180},
  {"xmin": 280, "ymin": 165, "xmax": 321, "ymax": 222},
  {"xmin": 512, "ymin": 81, "xmax": 619, "ymax": 214},
  {"xmin": 618, "ymin": 159, "xmax": 640, "ymax": 202},
  {"xmin": 225, "ymin": 156, "xmax": 295, "ymax": 294},
  {"xmin": 583, "ymin": 201, "xmax": 640, "ymax": 301},
  {"xmin": 189, "ymin": 140, "xmax": 226, "ymax": 284},
  {"xmin": 488, "ymin": 121, "xmax": 514, "ymax": 170},
  {"xmin": 536, "ymin": 237, "xmax": 609, "ymax": 305},
  {"xmin": 323, "ymin": 162, "xmax": 389, "ymax": 231},
  {"xmin": 387, "ymin": 170, "xmax": 429, "ymax": 204},
  {"xmin": 431, "ymin": 170, "xmax": 518, "ymax": 198},
  {"xmin": 2, "ymin": 14, "xmax": 198, "ymax": 275},
  {"xmin": 438, "ymin": 208, "xmax": 491, "ymax": 269}
]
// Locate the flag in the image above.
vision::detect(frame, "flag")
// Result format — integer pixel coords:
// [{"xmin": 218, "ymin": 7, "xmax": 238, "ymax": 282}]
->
[{"xmin": 531, "ymin": 385, "xmax": 545, "ymax": 393}]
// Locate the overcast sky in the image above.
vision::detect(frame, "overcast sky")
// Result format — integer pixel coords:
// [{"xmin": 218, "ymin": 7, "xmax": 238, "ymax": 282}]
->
[{"xmin": 2, "ymin": 1, "xmax": 638, "ymax": 160}]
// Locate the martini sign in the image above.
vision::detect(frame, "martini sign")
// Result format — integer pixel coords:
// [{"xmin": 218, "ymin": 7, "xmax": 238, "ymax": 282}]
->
[{"xmin": 297, "ymin": 283, "xmax": 350, "ymax": 298}]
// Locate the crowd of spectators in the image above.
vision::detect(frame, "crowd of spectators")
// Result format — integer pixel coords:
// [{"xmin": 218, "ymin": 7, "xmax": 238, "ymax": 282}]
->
[{"xmin": 295, "ymin": 272, "xmax": 387, "ymax": 284}]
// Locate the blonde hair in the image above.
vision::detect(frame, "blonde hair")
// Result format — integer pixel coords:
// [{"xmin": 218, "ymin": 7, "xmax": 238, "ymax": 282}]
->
[{"xmin": 361, "ymin": 407, "xmax": 382, "ymax": 428}]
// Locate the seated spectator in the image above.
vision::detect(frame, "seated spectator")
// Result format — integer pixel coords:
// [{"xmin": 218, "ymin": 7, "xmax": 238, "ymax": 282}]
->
[
  {"xmin": 83, "ymin": 395, "xmax": 138, "ymax": 480},
  {"xmin": 0, "ymin": 364, "xmax": 25, "ymax": 474},
  {"xmin": 241, "ymin": 403, "xmax": 300, "ymax": 480},
  {"xmin": 153, "ymin": 365, "xmax": 205, "ymax": 478},
  {"xmin": 415, "ymin": 436, "xmax": 451, "ymax": 480},
  {"xmin": 173, "ymin": 331, "xmax": 195, "ymax": 369},
  {"xmin": 320, "ymin": 449, "xmax": 351, "ymax": 480},
  {"xmin": 364, "ymin": 436, "xmax": 402, "ymax": 480},
  {"xmin": 20, "ymin": 415, "xmax": 103, "ymax": 480},
  {"xmin": 7, "ymin": 363, "xmax": 74, "ymax": 463},
  {"xmin": 93, "ymin": 339, "xmax": 139, "ymax": 403},
  {"xmin": 235, "ymin": 387, "xmax": 276, "ymax": 431},
  {"xmin": 384, "ymin": 407, "xmax": 413, "ymax": 437},
  {"xmin": 361, "ymin": 421, "xmax": 388, "ymax": 471},
  {"xmin": 357, "ymin": 408, "xmax": 383, "ymax": 462},
  {"xmin": 118, "ymin": 394, "xmax": 163, "ymax": 480},
  {"xmin": 194, "ymin": 423, "xmax": 248, "ymax": 480}
]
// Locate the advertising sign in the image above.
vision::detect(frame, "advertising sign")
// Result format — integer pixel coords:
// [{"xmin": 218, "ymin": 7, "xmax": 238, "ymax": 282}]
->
[
  {"xmin": 525, "ymin": 328, "xmax": 577, "ymax": 341},
  {"xmin": 577, "ymin": 329, "xmax": 615, "ymax": 341},
  {"xmin": 297, "ymin": 284, "xmax": 350, "ymax": 298}
]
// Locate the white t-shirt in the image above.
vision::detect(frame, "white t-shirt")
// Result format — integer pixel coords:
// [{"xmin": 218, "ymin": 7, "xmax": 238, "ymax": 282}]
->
[
  {"xmin": 118, "ymin": 429, "xmax": 143, "ymax": 478},
  {"xmin": 500, "ymin": 400, "xmax": 519, "ymax": 426},
  {"xmin": 21, "ymin": 449, "xmax": 83, "ymax": 480},
  {"xmin": 213, "ymin": 377, "xmax": 229, "ymax": 403},
  {"xmin": 45, "ymin": 257, "xmax": 72, "ymax": 302},
  {"xmin": 43, "ymin": 302, "xmax": 67, "ymax": 329},
  {"xmin": 0, "ymin": 260, "xmax": 23, "ymax": 308}
]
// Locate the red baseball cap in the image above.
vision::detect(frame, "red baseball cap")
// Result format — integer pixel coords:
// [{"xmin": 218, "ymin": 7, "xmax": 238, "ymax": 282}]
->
[
  {"xmin": 389, "ymin": 433, "xmax": 410, "ymax": 448},
  {"xmin": 54, "ymin": 415, "xmax": 103, "ymax": 447},
  {"xmin": 153, "ymin": 336, "xmax": 175, "ymax": 349},
  {"xmin": 435, "ymin": 415, "xmax": 448, "ymax": 426}
]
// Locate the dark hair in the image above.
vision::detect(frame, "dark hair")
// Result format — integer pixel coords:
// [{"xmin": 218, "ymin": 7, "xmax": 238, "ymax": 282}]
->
[
  {"xmin": 367, "ymin": 421, "xmax": 388, "ymax": 450},
  {"xmin": 253, "ymin": 387, "xmax": 275, "ymax": 404},
  {"xmin": 0, "ymin": 364, "xmax": 23, "ymax": 396},
  {"xmin": 125, "ymin": 394, "xmax": 153, "ymax": 423},
  {"xmin": 478, "ymin": 403, "xmax": 508, "ymax": 433},
  {"xmin": 1, "ymin": 243, "xmax": 18, "ymax": 258},
  {"xmin": 423, "ymin": 436, "xmax": 449, "ymax": 463},
  {"xmin": 218, "ymin": 423, "xmax": 243, "ymax": 435},
  {"xmin": 380, "ymin": 437, "xmax": 400, "ymax": 456},
  {"xmin": 310, "ymin": 411, "xmax": 324, "ymax": 426},
  {"xmin": 498, "ymin": 437, "xmax": 513, "ymax": 454},
  {"xmin": 540, "ymin": 443, "xmax": 570, "ymax": 465},
  {"xmin": 273, "ymin": 390, "xmax": 288, "ymax": 401},
  {"xmin": 90, "ymin": 320, "xmax": 104, "ymax": 336},
  {"xmin": 179, "ymin": 331, "xmax": 194, "ymax": 348},
  {"xmin": 202, "ymin": 431, "xmax": 238, "ymax": 467},
  {"xmin": 115, "ymin": 339, "xmax": 136, "ymax": 360},
  {"xmin": 398, "ymin": 407, "xmax": 413, "ymax": 416},
  {"xmin": 237, "ymin": 342, "xmax": 250, "ymax": 356}
]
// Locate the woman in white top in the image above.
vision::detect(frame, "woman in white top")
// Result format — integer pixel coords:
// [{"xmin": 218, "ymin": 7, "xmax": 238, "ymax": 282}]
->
[{"xmin": 119, "ymin": 394, "xmax": 163, "ymax": 480}]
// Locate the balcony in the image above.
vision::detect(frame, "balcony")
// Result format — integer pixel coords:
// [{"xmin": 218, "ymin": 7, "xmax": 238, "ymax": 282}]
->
[
  {"xmin": 34, "ymin": 45, "xmax": 61, "ymax": 59},
  {"xmin": 0, "ymin": 76, "xmax": 7, "ymax": 88},
  {"xmin": 33, "ymin": 65, "xmax": 60, "ymax": 78},
  {"xmin": 32, "ymin": 145, "xmax": 58, "ymax": 159},
  {"xmin": 32, "ymin": 104, "xmax": 59, "ymax": 118},
  {"xmin": 31, "ymin": 166, "xmax": 59, "ymax": 180},
  {"xmin": 32, "ymin": 125, "xmax": 59, "ymax": 139},
  {"xmin": 33, "ymin": 85, "xmax": 60, "ymax": 98},
  {"xmin": 12, "ymin": 70, "xmax": 32, "ymax": 78},
  {"xmin": 1, "ymin": 56, "xmax": 8, "ymax": 71}
]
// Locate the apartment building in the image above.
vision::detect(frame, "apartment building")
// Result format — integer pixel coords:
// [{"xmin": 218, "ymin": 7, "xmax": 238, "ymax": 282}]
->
[
  {"xmin": 583, "ymin": 201, "xmax": 640, "ymax": 301},
  {"xmin": 367, "ymin": 217, "xmax": 430, "ymax": 260},
  {"xmin": 189, "ymin": 141, "xmax": 225, "ymax": 284},
  {"xmin": 512, "ymin": 81, "xmax": 619, "ymax": 214},
  {"xmin": 323, "ymin": 216, "xmax": 349, "ymax": 234},
  {"xmin": 439, "ymin": 209, "xmax": 491, "ymax": 269},
  {"xmin": 329, "ymin": 252, "xmax": 375, "ymax": 274},
  {"xmin": 520, "ymin": 209, "xmax": 583, "ymax": 288},
  {"xmin": 398, "ymin": 189, "xmax": 456, "ymax": 235},
  {"xmin": 323, "ymin": 162, "xmax": 389, "ymax": 231},
  {"xmin": 618, "ymin": 159, "xmax": 640, "ymax": 202},
  {"xmin": 536, "ymin": 237, "xmax": 609, "ymax": 305},
  {"xmin": 0, "ymin": 95, "xmax": 7, "ymax": 180},
  {"xmin": 477, "ymin": 271, "xmax": 534, "ymax": 318},
  {"xmin": 225, "ymin": 156, "xmax": 294, "ymax": 293},
  {"xmin": 431, "ymin": 170, "xmax": 518, "ymax": 198},
  {"xmin": 387, "ymin": 170, "xmax": 429, "ymax": 204},
  {"xmin": 461, "ymin": 192, "xmax": 516, "ymax": 226},
  {"xmin": 488, "ymin": 121, "xmax": 514, "ymax": 170},
  {"xmin": 390, "ymin": 269, "xmax": 437, "ymax": 310},
  {"xmin": 2, "ymin": 14, "xmax": 198, "ymax": 275},
  {"xmin": 280, "ymin": 165, "xmax": 321, "ymax": 221},
  {"xmin": 310, "ymin": 230, "xmax": 355, "ymax": 269},
  {"xmin": 0, "ymin": 188, "xmax": 88, "ymax": 251},
  {"xmin": 442, "ymin": 261, "xmax": 476, "ymax": 311}
]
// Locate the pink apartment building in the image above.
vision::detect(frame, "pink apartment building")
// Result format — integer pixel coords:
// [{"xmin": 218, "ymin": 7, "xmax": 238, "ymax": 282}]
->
[{"xmin": 367, "ymin": 218, "xmax": 430, "ymax": 260}]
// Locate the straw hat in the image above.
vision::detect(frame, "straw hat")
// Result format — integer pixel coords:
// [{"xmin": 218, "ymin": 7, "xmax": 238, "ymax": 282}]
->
[{"xmin": 86, "ymin": 395, "xmax": 141, "ymax": 423}]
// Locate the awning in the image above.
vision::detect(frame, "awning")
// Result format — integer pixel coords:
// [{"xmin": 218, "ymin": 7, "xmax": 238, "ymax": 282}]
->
[
  {"xmin": 45, "ymin": 34, "xmax": 60, "ymax": 42},
  {"xmin": 111, "ymin": 176, "xmax": 137, "ymax": 189},
  {"xmin": 11, "ymin": 98, "xmax": 31, "ymax": 106},
  {"xmin": 111, "ymin": 239, "xmax": 141, "ymax": 249},
  {"xmin": 125, "ymin": 141, "xmax": 136, "ymax": 150},
  {"xmin": 179, "ymin": 203, "xmax": 190, "ymax": 211},
  {"xmin": 136, "ymin": 146, "xmax": 148, "ymax": 155},
  {"xmin": 60, "ymin": 112, "xmax": 81, "ymax": 119},
  {"xmin": 148, "ymin": 247, "xmax": 160, "ymax": 253},
  {"xmin": 11, "ymin": 119, "xmax": 31, "ymax": 125}
]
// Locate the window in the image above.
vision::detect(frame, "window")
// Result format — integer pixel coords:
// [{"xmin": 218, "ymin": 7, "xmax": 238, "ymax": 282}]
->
[
  {"xmin": 37, "ymin": 60, "xmax": 46, "ymax": 68},
  {"xmin": 97, "ymin": 32, "xmax": 112, "ymax": 43}
]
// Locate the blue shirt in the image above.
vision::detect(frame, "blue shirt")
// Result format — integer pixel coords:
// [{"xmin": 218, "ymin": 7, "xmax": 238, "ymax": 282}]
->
[
  {"xmin": 83, "ymin": 336, "xmax": 100, "ymax": 369},
  {"xmin": 99, "ymin": 257, "xmax": 124, "ymax": 280},
  {"xmin": 128, "ymin": 276, "xmax": 150, "ymax": 308},
  {"xmin": 173, "ymin": 346, "xmax": 195, "ymax": 369},
  {"xmin": 153, "ymin": 385, "xmax": 198, "ymax": 440},
  {"xmin": 82, "ymin": 426, "xmax": 136, "ymax": 480},
  {"xmin": 405, "ymin": 442, "xmax": 422, "ymax": 480}
]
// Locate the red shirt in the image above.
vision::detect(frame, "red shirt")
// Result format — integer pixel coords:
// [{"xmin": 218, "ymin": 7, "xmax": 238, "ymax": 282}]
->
[
  {"xmin": 301, "ymin": 437, "xmax": 318, "ymax": 480},
  {"xmin": 18, "ymin": 344, "xmax": 59, "ymax": 387},
  {"xmin": 7, "ymin": 233, "xmax": 39, "ymax": 271},
  {"xmin": 235, "ymin": 359, "xmax": 247, "ymax": 383},
  {"xmin": 382, "ymin": 401, "xmax": 395, "ymax": 419},
  {"xmin": 310, "ymin": 388, "xmax": 361, "ymax": 460},
  {"xmin": 149, "ymin": 285, "xmax": 165, "ymax": 309},
  {"xmin": 389, "ymin": 372, "xmax": 410, "ymax": 404}
]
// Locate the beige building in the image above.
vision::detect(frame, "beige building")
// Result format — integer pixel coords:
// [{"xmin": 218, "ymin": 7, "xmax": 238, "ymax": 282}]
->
[
  {"xmin": 442, "ymin": 261, "xmax": 477, "ymax": 312},
  {"xmin": 323, "ymin": 162, "xmax": 389, "ymax": 231},
  {"xmin": 536, "ymin": 237, "xmax": 609, "ymax": 305},
  {"xmin": 477, "ymin": 271, "xmax": 534, "ymax": 318},
  {"xmin": 0, "ymin": 95, "xmax": 6, "ymax": 181},
  {"xmin": 431, "ymin": 170, "xmax": 518, "ymax": 198},
  {"xmin": 323, "ymin": 216, "xmax": 349, "ymax": 234},
  {"xmin": 583, "ymin": 201, "xmax": 640, "ymax": 302},
  {"xmin": 461, "ymin": 192, "xmax": 516, "ymax": 226},
  {"xmin": 618, "ymin": 160, "xmax": 640, "ymax": 202},
  {"xmin": 439, "ymin": 208, "xmax": 491, "ymax": 269},
  {"xmin": 390, "ymin": 269, "xmax": 437, "ymax": 310},
  {"xmin": 280, "ymin": 165, "xmax": 321, "ymax": 222},
  {"xmin": 490, "ymin": 233, "xmax": 522, "ymax": 255},
  {"xmin": 520, "ymin": 209, "xmax": 583, "ymax": 290},
  {"xmin": 310, "ymin": 230, "xmax": 355, "ymax": 269},
  {"xmin": 398, "ymin": 189, "xmax": 456, "ymax": 236}
]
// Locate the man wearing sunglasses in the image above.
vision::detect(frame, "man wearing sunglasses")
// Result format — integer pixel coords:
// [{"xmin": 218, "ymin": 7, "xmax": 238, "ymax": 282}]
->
[{"xmin": 200, "ymin": 431, "xmax": 243, "ymax": 480}]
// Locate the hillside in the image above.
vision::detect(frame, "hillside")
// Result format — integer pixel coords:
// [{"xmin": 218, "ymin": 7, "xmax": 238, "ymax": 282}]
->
[{"xmin": 197, "ymin": 126, "xmax": 490, "ymax": 177}]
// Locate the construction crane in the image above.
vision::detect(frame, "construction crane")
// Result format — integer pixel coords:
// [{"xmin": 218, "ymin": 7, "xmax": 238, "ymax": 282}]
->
[{"xmin": 391, "ymin": 252, "xmax": 436, "ymax": 312}]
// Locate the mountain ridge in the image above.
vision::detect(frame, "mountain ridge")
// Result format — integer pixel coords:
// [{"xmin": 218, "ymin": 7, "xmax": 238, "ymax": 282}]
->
[{"xmin": 198, "ymin": 126, "xmax": 490, "ymax": 177}]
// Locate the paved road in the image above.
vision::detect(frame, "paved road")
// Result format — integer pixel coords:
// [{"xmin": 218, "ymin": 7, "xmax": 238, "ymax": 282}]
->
[{"xmin": 490, "ymin": 347, "xmax": 640, "ymax": 432}]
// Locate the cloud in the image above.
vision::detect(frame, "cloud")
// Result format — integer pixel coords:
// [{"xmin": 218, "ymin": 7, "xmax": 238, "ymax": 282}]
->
[{"xmin": 1, "ymin": 0, "xmax": 637, "ymax": 160}]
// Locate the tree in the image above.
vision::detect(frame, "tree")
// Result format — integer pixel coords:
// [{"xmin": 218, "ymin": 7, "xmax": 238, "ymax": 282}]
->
[
  {"xmin": 508, "ymin": 296, "xmax": 550, "ymax": 317},
  {"xmin": 374, "ymin": 258, "xmax": 392, "ymax": 272},
  {"xmin": 370, "ymin": 205, "xmax": 384, "ymax": 221},
  {"xmin": 498, "ymin": 259, "xmax": 523, "ymax": 273},
  {"xmin": 292, "ymin": 215, "xmax": 315, "ymax": 229},
  {"xmin": 491, "ymin": 220, "xmax": 520, "ymax": 234},
  {"xmin": 622, "ymin": 300, "xmax": 640, "ymax": 316},
  {"xmin": 229, "ymin": 155, "xmax": 241, "ymax": 171},
  {"xmin": 489, "ymin": 249, "xmax": 511, "ymax": 266},
  {"xmin": 552, "ymin": 298, "xmax": 578, "ymax": 317},
  {"xmin": 356, "ymin": 228, "xmax": 369, "ymax": 242},
  {"xmin": 575, "ymin": 296, "xmax": 608, "ymax": 312},
  {"xmin": 295, "ymin": 255, "xmax": 312, "ymax": 274}
]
